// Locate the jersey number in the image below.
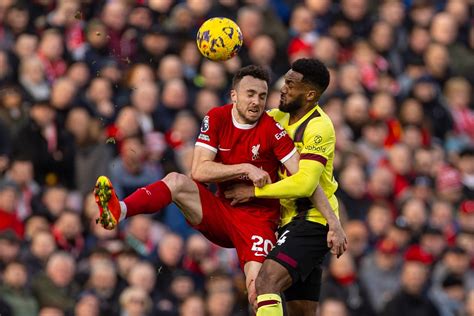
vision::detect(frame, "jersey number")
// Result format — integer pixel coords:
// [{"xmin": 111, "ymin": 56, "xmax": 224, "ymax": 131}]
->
[
  {"xmin": 251, "ymin": 235, "xmax": 273, "ymax": 256},
  {"xmin": 276, "ymin": 230, "xmax": 290, "ymax": 246}
]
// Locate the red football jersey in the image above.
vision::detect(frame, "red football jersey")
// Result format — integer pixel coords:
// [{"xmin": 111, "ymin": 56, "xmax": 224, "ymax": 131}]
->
[{"xmin": 195, "ymin": 104, "xmax": 296, "ymax": 210}]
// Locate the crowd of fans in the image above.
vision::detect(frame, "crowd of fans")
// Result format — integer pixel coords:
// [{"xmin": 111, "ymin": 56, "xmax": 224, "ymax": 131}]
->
[{"xmin": 0, "ymin": 0, "xmax": 473, "ymax": 315}]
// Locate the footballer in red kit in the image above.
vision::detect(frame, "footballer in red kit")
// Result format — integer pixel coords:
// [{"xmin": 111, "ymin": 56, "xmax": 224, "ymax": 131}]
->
[{"xmin": 192, "ymin": 103, "xmax": 296, "ymax": 264}]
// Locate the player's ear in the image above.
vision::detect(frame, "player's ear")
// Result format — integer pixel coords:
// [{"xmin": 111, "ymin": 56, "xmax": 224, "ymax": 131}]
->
[
  {"xmin": 306, "ymin": 89, "xmax": 317, "ymax": 102},
  {"xmin": 230, "ymin": 89, "xmax": 237, "ymax": 104}
]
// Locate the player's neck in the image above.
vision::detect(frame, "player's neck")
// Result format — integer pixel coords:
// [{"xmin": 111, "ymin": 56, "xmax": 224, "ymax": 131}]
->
[{"xmin": 289, "ymin": 102, "xmax": 318, "ymax": 125}]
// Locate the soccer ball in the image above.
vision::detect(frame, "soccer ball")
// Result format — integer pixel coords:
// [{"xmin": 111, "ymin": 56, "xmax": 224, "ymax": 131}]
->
[{"xmin": 196, "ymin": 17, "xmax": 243, "ymax": 61}]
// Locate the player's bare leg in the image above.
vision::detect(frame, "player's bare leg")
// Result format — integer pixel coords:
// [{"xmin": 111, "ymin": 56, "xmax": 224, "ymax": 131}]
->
[
  {"xmin": 255, "ymin": 259, "xmax": 292, "ymax": 316},
  {"xmin": 162, "ymin": 172, "xmax": 203, "ymax": 225},
  {"xmin": 244, "ymin": 260, "xmax": 262, "ymax": 312}
]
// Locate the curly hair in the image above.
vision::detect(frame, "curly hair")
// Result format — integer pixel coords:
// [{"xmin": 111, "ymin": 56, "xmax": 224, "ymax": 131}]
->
[{"xmin": 291, "ymin": 58, "xmax": 330, "ymax": 94}]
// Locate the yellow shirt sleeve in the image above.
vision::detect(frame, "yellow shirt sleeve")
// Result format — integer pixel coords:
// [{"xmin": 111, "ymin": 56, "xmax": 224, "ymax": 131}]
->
[{"xmin": 255, "ymin": 159, "xmax": 324, "ymax": 198}]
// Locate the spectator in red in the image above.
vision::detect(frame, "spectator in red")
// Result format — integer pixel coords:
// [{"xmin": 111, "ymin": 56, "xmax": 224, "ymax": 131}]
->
[
  {"xmin": 45, "ymin": 0, "xmax": 85, "ymax": 60},
  {"xmin": 182, "ymin": 234, "xmax": 219, "ymax": 289},
  {"xmin": 386, "ymin": 217, "xmax": 413, "ymax": 251},
  {"xmin": 36, "ymin": 29, "xmax": 67, "ymax": 83},
  {"xmin": 436, "ymin": 165, "xmax": 464, "ymax": 206},
  {"xmin": 0, "ymin": 181, "xmax": 23, "ymax": 238},
  {"xmin": 370, "ymin": 92, "xmax": 402, "ymax": 147},
  {"xmin": 4, "ymin": 157, "xmax": 39, "ymax": 221},
  {"xmin": 52, "ymin": 210, "xmax": 84, "ymax": 258},
  {"xmin": 398, "ymin": 98, "xmax": 432, "ymax": 146},
  {"xmin": 352, "ymin": 40, "xmax": 389, "ymax": 93},
  {"xmin": 12, "ymin": 101, "xmax": 75, "ymax": 188},
  {"xmin": 458, "ymin": 200, "xmax": 474, "ymax": 232},
  {"xmin": 430, "ymin": 199, "xmax": 457, "ymax": 245},
  {"xmin": 383, "ymin": 143, "xmax": 415, "ymax": 199},
  {"xmin": 320, "ymin": 252, "xmax": 376, "ymax": 316},
  {"xmin": 100, "ymin": 1, "xmax": 136, "ymax": 66},
  {"xmin": 105, "ymin": 106, "xmax": 141, "ymax": 154}
]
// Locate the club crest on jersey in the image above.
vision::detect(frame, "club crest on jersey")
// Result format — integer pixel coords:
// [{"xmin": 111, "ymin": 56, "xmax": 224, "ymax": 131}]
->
[
  {"xmin": 251, "ymin": 144, "xmax": 260, "ymax": 160},
  {"xmin": 201, "ymin": 116, "xmax": 210, "ymax": 132},
  {"xmin": 314, "ymin": 135, "xmax": 322, "ymax": 144}
]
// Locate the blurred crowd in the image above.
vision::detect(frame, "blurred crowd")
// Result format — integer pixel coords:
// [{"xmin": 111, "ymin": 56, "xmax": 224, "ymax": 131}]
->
[{"xmin": 0, "ymin": 0, "xmax": 473, "ymax": 315}]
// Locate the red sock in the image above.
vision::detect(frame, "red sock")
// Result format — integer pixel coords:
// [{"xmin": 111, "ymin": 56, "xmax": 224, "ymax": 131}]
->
[{"xmin": 123, "ymin": 181, "xmax": 172, "ymax": 218}]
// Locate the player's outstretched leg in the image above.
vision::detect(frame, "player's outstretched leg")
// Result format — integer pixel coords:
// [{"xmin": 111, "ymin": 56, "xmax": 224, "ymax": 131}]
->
[
  {"xmin": 94, "ymin": 173, "xmax": 203, "ymax": 230},
  {"xmin": 94, "ymin": 175, "xmax": 173, "ymax": 230},
  {"xmin": 95, "ymin": 176, "xmax": 122, "ymax": 230}
]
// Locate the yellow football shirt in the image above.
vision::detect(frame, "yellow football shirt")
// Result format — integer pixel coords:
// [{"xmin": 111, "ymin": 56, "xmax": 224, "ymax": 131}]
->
[{"xmin": 256, "ymin": 105, "xmax": 339, "ymax": 226}]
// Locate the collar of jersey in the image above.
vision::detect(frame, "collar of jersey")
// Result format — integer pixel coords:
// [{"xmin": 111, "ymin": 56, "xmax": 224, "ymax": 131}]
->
[
  {"xmin": 288, "ymin": 103, "xmax": 320, "ymax": 127},
  {"xmin": 231, "ymin": 109, "xmax": 258, "ymax": 129}
]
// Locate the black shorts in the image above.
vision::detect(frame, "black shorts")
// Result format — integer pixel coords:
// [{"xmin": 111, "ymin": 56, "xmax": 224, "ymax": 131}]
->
[{"xmin": 266, "ymin": 219, "xmax": 330, "ymax": 301}]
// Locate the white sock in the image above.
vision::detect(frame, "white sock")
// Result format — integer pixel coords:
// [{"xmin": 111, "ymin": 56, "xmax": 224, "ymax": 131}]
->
[{"xmin": 119, "ymin": 201, "xmax": 127, "ymax": 221}]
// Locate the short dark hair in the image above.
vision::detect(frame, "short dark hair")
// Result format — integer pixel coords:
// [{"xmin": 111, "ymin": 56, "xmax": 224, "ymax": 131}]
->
[
  {"xmin": 459, "ymin": 146, "xmax": 474, "ymax": 158},
  {"xmin": 232, "ymin": 65, "xmax": 270, "ymax": 88},
  {"xmin": 291, "ymin": 58, "xmax": 330, "ymax": 94}
]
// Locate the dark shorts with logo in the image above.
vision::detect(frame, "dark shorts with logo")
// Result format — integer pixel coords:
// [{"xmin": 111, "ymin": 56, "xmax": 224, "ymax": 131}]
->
[{"xmin": 266, "ymin": 218, "xmax": 330, "ymax": 301}]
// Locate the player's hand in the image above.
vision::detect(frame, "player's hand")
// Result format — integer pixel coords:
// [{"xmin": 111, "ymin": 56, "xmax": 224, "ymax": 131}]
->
[
  {"xmin": 224, "ymin": 184, "xmax": 255, "ymax": 205},
  {"xmin": 327, "ymin": 222, "xmax": 347, "ymax": 258},
  {"xmin": 245, "ymin": 164, "xmax": 271, "ymax": 188}
]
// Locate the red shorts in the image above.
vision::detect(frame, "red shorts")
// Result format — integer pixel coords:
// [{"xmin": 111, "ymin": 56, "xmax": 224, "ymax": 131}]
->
[{"xmin": 190, "ymin": 182, "xmax": 279, "ymax": 268}]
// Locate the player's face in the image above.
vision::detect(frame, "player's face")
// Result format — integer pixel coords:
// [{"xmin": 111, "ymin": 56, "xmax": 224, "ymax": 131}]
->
[
  {"xmin": 279, "ymin": 70, "xmax": 307, "ymax": 113},
  {"xmin": 231, "ymin": 75, "xmax": 268, "ymax": 124}
]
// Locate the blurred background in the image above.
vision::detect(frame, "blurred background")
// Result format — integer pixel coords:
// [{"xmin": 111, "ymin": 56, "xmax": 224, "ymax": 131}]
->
[{"xmin": 0, "ymin": 0, "xmax": 472, "ymax": 315}]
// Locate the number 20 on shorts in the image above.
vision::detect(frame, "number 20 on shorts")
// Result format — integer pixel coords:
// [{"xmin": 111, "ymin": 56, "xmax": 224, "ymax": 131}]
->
[{"xmin": 251, "ymin": 235, "xmax": 274, "ymax": 256}]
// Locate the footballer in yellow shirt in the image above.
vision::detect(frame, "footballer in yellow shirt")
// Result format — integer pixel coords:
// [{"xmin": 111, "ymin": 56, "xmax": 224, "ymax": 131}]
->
[
  {"xmin": 225, "ymin": 58, "xmax": 346, "ymax": 316},
  {"xmin": 263, "ymin": 105, "xmax": 339, "ymax": 227}
]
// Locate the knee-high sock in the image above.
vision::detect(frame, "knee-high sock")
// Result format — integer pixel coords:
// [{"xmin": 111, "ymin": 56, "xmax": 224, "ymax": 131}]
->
[
  {"xmin": 256, "ymin": 294, "xmax": 283, "ymax": 316},
  {"xmin": 123, "ymin": 181, "xmax": 172, "ymax": 218}
]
